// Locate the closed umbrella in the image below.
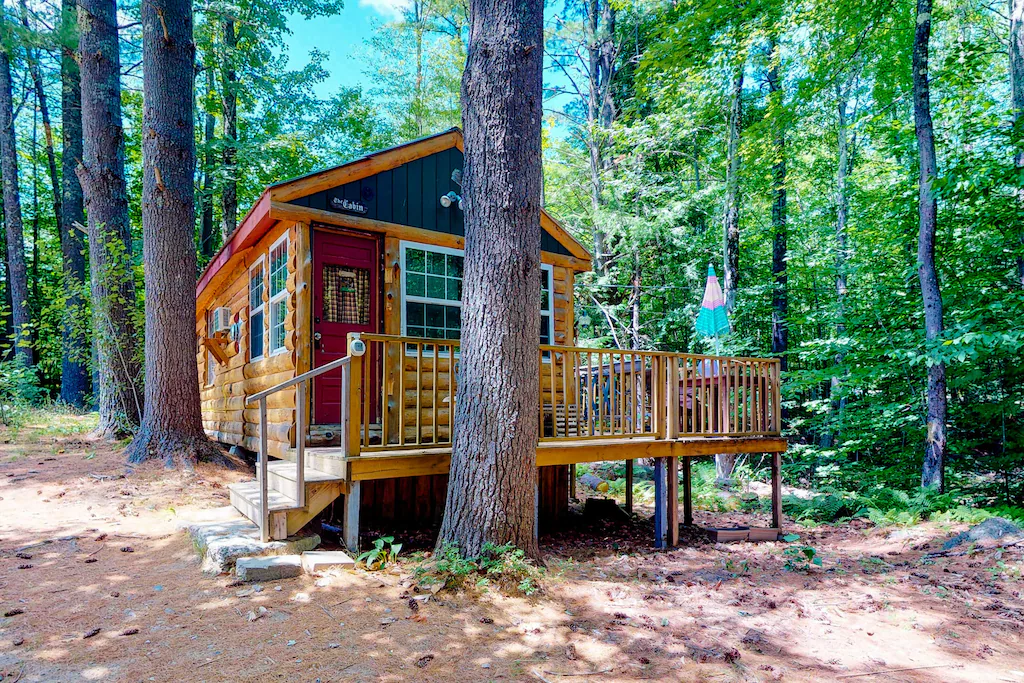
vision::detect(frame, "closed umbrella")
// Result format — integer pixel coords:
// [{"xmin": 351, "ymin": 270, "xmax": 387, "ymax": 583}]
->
[{"xmin": 695, "ymin": 264, "xmax": 730, "ymax": 348}]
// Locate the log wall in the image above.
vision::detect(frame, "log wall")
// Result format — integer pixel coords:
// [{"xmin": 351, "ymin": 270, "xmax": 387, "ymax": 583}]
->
[{"xmin": 196, "ymin": 220, "xmax": 304, "ymax": 457}]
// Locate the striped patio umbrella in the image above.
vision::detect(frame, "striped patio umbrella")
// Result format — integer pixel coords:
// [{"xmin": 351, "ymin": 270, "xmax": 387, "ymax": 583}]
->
[{"xmin": 695, "ymin": 264, "xmax": 730, "ymax": 344}]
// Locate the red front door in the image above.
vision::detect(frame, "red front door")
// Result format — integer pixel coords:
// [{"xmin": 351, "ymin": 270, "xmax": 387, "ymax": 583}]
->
[{"xmin": 312, "ymin": 229, "xmax": 380, "ymax": 424}]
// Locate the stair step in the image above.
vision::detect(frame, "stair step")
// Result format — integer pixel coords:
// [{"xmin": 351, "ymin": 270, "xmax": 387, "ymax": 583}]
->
[
  {"xmin": 276, "ymin": 447, "xmax": 348, "ymax": 477},
  {"xmin": 267, "ymin": 460, "xmax": 343, "ymax": 500},
  {"xmin": 228, "ymin": 480, "xmax": 301, "ymax": 528}
]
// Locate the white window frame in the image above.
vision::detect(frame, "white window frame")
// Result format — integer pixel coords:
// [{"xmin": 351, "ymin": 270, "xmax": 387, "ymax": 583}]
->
[
  {"xmin": 399, "ymin": 240, "xmax": 555, "ymax": 354},
  {"xmin": 399, "ymin": 241, "xmax": 465, "ymax": 341},
  {"xmin": 248, "ymin": 255, "xmax": 266, "ymax": 362},
  {"xmin": 540, "ymin": 263, "xmax": 555, "ymax": 347},
  {"xmin": 268, "ymin": 234, "xmax": 289, "ymax": 356}
]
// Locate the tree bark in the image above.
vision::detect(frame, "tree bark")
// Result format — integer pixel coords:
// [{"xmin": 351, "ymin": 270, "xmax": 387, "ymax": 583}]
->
[
  {"xmin": 586, "ymin": 0, "xmax": 616, "ymax": 277},
  {"xmin": 199, "ymin": 67, "xmax": 215, "ymax": 258},
  {"xmin": 722, "ymin": 66, "xmax": 742, "ymax": 314},
  {"xmin": 127, "ymin": 0, "xmax": 215, "ymax": 466},
  {"xmin": 60, "ymin": 0, "xmax": 90, "ymax": 407},
  {"xmin": 0, "ymin": 34, "xmax": 31, "ymax": 366},
  {"xmin": 220, "ymin": 16, "xmax": 237, "ymax": 240},
  {"xmin": 1011, "ymin": 0, "xmax": 1024, "ymax": 286},
  {"xmin": 437, "ymin": 0, "xmax": 544, "ymax": 559},
  {"xmin": 766, "ymin": 36, "xmax": 787, "ymax": 374},
  {"xmin": 77, "ymin": 0, "xmax": 142, "ymax": 436},
  {"xmin": 913, "ymin": 0, "xmax": 947, "ymax": 490}
]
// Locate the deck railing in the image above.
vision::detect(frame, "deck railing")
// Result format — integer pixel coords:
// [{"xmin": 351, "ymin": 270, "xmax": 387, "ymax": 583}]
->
[{"xmin": 342, "ymin": 334, "xmax": 781, "ymax": 454}]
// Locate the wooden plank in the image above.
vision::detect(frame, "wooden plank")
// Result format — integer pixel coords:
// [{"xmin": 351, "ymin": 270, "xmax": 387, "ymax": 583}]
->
[
  {"xmin": 344, "ymin": 480, "xmax": 361, "ymax": 552},
  {"xmin": 202, "ymin": 337, "xmax": 230, "ymax": 365},
  {"xmin": 536, "ymin": 436, "xmax": 788, "ymax": 466},
  {"xmin": 682, "ymin": 456, "xmax": 693, "ymax": 526}
]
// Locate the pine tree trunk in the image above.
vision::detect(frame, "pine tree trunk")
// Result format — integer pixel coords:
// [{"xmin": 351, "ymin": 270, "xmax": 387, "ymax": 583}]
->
[
  {"xmin": 0, "ymin": 39, "xmax": 31, "ymax": 366},
  {"xmin": 913, "ymin": 0, "xmax": 947, "ymax": 491},
  {"xmin": 722, "ymin": 66, "xmax": 742, "ymax": 314},
  {"xmin": 586, "ymin": 0, "xmax": 616, "ymax": 278},
  {"xmin": 437, "ymin": 0, "xmax": 544, "ymax": 559},
  {"xmin": 128, "ymin": 0, "xmax": 215, "ymax": 466},
  {"xmin": 77, "ymin": 0, "xmax": 142, "ymax": 436},
  {"xmin": 60, "ymin": 0, "xmax": 90, "ymax": 407},
  {"xmin": 199, "ymin": 68, "xmax": 216, "ymax": 258},
  {"xmin": 1011, "ymin": 0, "xmax": 1024, "ymax": 286},
  {"xmin": 220, "ymin": 17, "xmax": 238, "ymax": 240},
  {"xmin": 766, "ymin": 36, "xmax": 787, "ymax": 374}
]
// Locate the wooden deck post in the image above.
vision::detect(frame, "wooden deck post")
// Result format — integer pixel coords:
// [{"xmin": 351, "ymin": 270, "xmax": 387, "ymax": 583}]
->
[
  {"xmin": 771, "ymin": 451, "xmax": 782, "ymax": 530},
  {"xmin": 344, "ymin": 480, "xmax": 361, "ymax": 552},
  {"xmin": 682, "ymin": 456, "xmax": 693, "ymax": 526},
  {"xmin": 569, "ymin": 464, "xmax": 576, "ymax": 500},
  {"xmin": 668, "ymin": 457, "xmax": 679, "ymax": 546},
  {"xmin": 624, "ymin": 460, "xmax": 633, "ymax": 514},
  {"xmin": 653, "ymin": 457, "xmax": 667, "ymax": 549}
]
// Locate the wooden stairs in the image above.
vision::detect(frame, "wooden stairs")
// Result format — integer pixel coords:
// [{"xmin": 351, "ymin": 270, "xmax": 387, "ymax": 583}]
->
[{"xmin": 227, "ymin": 458, "xmax": 347, "ymax": 541}]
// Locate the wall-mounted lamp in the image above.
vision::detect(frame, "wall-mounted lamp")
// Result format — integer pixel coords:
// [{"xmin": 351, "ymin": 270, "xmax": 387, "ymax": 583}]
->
[{"xmin": 440, "ymin": 190, "xmax": 462, "ymax": 209}]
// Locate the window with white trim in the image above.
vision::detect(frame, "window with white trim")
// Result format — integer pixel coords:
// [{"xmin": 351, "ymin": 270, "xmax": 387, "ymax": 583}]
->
[
  {"xmin": 400, "ymin": 241, "xmax": 555, "ymax": 346},
  {"xmin": 249, "ymin": 257, "xmax": 266, "ymax": 361},
  {"xmin": 268, "ymin": 236, "xmax": 289, "ymax": 355},
  {"xmin": 401, "ymin": 243, "xmax": 463, "ymax": 340}
]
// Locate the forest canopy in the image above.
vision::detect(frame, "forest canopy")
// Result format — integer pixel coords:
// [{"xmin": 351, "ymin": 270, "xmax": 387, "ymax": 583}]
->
[{"xmin": 0, "ymin": 0, "xmax": 1021, "ymax": 505}]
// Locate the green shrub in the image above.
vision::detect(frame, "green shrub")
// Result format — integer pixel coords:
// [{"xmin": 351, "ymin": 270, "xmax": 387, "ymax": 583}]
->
[
  {"xmin": 416, "ymin": 542, "xmax": 542, "ymax": 596},
  {"xmin": 357, "ymin": 535, "xmax": 402, "ymax": 570}
]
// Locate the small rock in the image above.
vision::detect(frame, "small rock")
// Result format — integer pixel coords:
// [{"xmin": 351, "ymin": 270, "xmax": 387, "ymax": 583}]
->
[
  {"xmin": 83, "ymin": 628, "xmax": 101, "ymax": 639},
  {"xmin": 327, "ymin": 643, "xmax": 340, "ymax": 649},
  {"xmin": 247, "ymin": 606, "xmax": 268, "ymax": 622},
  {"xmin": 287, "ymin": 640, "xmax": 297, "ymax": 647},
  {"xmin": 85, "ymin": 558, "xmax": 98, "ymax": 564},
  {"xmin": 15, "ymin": 552, "xmax": 31, "ymax": 560},
  {"xmin": 120, "ymin": 628, "xmax": 139, "ymax": 636},
  {"xmin": 236, "ymin": 556, "xmax": 302, "ymax": 582},
  {"xmin": 4, "ymin": 609, "xmax": 24, "ymax": 617},
  {"xmin": 416, "ymin": 654, "xmax": 435, "ymax": 668},
  {"xmin": 13, "ymin": 637, "xmax": 24, "ymax": 646},
  {"xmin": 380, "ymin": 617, "xmax": 398, "ymax": 626},
  {"xmin": 121, "ymin": 546, "xmax": 134, "ymax": 553},
  {"xmin": 479, "ymin": 616, "xmax": 494, "ymax": 624},
  {"xmin": 274, "ymin": 586, "xmax": 282, "ymax": 592}
]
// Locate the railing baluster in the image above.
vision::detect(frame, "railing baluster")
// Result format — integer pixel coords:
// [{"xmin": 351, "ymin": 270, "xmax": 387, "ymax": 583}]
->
[
  {"xmin": 295, "ymin": 381, "xmax": 305, "ymax": 508},
  {"xmin": 414, "ymin": 341, "xmax": 421, "ymax": 445},
  {"xmin": 431, "ymin": 343, "xmax": 439, "ymax": 444},
  {"xmin": 258, "ymin": 396, "xmax": 269, "ymax": 542}
]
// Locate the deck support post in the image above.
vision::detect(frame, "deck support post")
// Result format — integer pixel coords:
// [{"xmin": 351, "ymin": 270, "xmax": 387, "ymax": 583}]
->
[
  {"xmin": 682, "ymin": 456, "xmax": 693, "ymax": 526},
  {"xmin": 345, "ymin": 480, "xmax": 361, "ymax": 552},
  {"xmin": 668, "ymin": 457, "xmax": 679, "ymax": 546},
  {"xmin": 771, "ymin": 451, "xmax": 782, "ymax": 530},
  {"xmin": 569, "ymin": 464, "xmax": 576, "ymax": 500},
  {"xmin": 624, "ymin": 460, "xmax": 633, "ymax": 514},
  {"xmin": 653, "ymin": 457, "xmax": 667, "ymax": 549}
]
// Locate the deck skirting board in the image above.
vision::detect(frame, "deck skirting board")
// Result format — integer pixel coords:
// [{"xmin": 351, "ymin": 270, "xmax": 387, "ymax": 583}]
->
[{"xmin": 343, "ymin": 436, "xmax": 786, "ymax": 481}]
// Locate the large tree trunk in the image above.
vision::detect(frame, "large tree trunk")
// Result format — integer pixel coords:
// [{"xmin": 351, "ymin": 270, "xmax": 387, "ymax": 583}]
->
[
  {"xmin": 0, "ymin": 38, "xmax": 30, "ymax": 367},
  {"xmin": 199, "ymin": 67, "xmax": 216, "ymax": 258},
  {"xmin": 77, "ymin": 0, "xmax": 142, "ymax": 436},
  {"xmin": 128, "ymin": 0, "xmax": 215, "ymax": 466},
  {"xmin": 913, "ymin": 0, "xmax": 947, "ymax": 490},
  {"xmin": 722, "ymin": 66, "xmax": 743, "ymax": 314},
  {"xmin": 437, "ymin": 0, "xmax": 544, "ymax": 558},
  {"xmin": 220, "ymin": 16, "xmax": 238, "ymax": 240},
  {"xmin": 60, "ymin": 0, "xmax": 91, "ymax": 407},
  {"xmin": 1012, "ymin": 0, "xmax": 1024, "ymax": 286},
  {"xmin": 766, "ymin": 36, "xmax": 787, "ymax": 374}
]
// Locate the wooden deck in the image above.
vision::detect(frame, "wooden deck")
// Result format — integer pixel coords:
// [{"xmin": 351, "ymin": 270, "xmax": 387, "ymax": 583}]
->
[{"xmin": 237, "ymin": 332, "xmax": 787, "ymax": 544}]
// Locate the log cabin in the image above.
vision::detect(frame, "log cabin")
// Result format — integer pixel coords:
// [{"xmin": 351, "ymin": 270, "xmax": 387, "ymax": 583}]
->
[{"xmin": 195, "ymin": 128, "xmax": 787, "ymax": 547}]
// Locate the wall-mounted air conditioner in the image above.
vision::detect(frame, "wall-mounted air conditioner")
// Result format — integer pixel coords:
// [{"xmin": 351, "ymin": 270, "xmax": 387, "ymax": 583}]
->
[{"xmin": 211, "ymin": 307, "xmax": 232, "ymax": 334}]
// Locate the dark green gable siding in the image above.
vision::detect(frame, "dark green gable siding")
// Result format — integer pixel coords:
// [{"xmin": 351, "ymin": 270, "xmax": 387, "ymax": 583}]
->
[{"xmin": 287, "ymin": 146, "xmax": 572, "ymax": 257}]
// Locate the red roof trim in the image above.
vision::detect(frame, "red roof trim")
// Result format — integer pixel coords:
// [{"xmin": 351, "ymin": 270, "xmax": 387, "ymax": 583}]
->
[{"xmin": 196, "ymin": 190, "xmax": 273, "ymax": 298}]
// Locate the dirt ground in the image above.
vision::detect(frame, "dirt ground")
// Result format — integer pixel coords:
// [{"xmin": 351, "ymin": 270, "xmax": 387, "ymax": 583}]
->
[{"xmin": 1, "ymin": 411, "xmax": 1023, "ymax": 683}]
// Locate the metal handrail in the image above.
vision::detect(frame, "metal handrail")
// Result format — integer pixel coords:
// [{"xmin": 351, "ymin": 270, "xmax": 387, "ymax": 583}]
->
[{"xmin": 245, "ymin": 354, "xmax": 353, "ymax": 542}]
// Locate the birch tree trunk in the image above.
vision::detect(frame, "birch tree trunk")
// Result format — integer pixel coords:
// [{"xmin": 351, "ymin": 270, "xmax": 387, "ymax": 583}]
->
[
  {"xmin": 0, "ymin": 35, "xmax": 31, "ymax": 366},
  {"xmin": 913, "ymin": 0, "xmax": 947, "ymax": 490},
  {"xmin": 127, "ymin": 0, "xmax": 217, "ymax": 466},
  {"xmin": 220, "ymin": 16, "xmax": 238, "ymax": 240},
  {"xmin": 77, "ymin": 0, "xmax": 142, "ymax": 436},
  {"xmin": 437, "ymin": 0, "xmax": 544, "ymax": 559}
]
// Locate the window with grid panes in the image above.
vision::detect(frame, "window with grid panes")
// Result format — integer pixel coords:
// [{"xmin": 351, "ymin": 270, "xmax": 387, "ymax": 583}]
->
[
  {"xmin": 248, "ymin": 258, "xmax": 265, "ymax": 361},
  {"xmin": 268, "ymin": 236, "xmax": 288, "ymax": 354}
]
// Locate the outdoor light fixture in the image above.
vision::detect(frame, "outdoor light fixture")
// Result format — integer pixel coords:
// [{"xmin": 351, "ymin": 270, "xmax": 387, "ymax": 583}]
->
[{"xmin": 440, "ymin": 191, "xmax": 461, "ymax": 208}]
